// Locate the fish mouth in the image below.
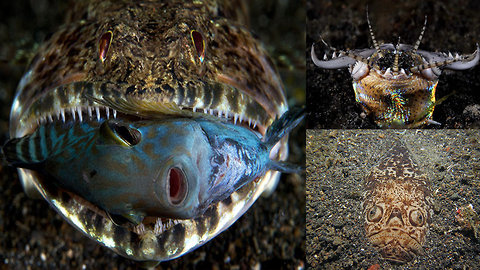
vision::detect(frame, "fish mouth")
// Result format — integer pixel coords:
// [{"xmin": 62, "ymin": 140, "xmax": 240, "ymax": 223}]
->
[
  {"xmin": 11, "ymin": 79, "xmax": 288, "ymax": 261},
  {"xmin": 367, "ymin": 228, "xmax": 424, "ymax": 263}
]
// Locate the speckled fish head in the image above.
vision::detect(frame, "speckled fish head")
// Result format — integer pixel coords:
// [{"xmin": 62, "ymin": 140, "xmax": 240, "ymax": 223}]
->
[
  {"xmin": 8, "ymin": 0, "xmax": 290, "ymax": 263},
  {"xmin": 311, "ymin": 14, "xmax": 479, "ymax": 128},
  {"xmin": 361, "ymin": 144, "xmax": 434, "ymax": 263},
  {"xmin": 12, "ymin": 0, "xmax": 287, "ymax": 137}
]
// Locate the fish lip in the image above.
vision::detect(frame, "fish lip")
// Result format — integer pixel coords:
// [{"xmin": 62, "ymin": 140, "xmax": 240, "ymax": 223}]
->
[{"xmin": 367, "ymin": 228, "xmax": 424, "ymax": 256}]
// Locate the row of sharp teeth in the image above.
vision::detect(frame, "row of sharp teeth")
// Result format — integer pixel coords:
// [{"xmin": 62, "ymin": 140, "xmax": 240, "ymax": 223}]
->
[
  {"xmin": 37, "ymin": 105, "xmax": 259, "ymax": 129},
  {"xmin": 36, "ymin": 106, "xmax": 117, "ymax": 125},
  {"xmin": 375, "ymin": 67, "xmax": 409, "ymax": 76},
  {"xmin": 440, "ymin": 51, "xmax": 463, "ymax": 60},
  {"xmin": 192, "ymin": 107, "xmax": 259, "ymax": 129},
  {"xmin": 323, "ymin": 51, "xmax": 344, "ymax": 60},
  {"xmin": 133, "ymin": 218, "xmax": 181, "ymax": 235}
]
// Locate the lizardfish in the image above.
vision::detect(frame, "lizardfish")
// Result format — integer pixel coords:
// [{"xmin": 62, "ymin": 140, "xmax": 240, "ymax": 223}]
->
[{"xmin": 4, "ymin": 108, "xmax": 304, "ymax": 225}]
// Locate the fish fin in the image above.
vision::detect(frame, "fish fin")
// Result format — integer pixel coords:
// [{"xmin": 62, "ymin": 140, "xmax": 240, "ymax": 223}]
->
[
  {"xmin": 2, "ymin": 137, "xmax": 43, "ymax": 166},
  {"xmin": 269, "ymin": 160, "xmax": 305, "ymax": 174},
  {"xmin": 264, "ymin": 107, "xmax": 305, "ymax": 147}
]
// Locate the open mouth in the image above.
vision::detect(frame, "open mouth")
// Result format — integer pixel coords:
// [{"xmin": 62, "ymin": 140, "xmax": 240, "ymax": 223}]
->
[{"xmin": 9, "ymin": 77, "xmax": 288, "ymax": 261}]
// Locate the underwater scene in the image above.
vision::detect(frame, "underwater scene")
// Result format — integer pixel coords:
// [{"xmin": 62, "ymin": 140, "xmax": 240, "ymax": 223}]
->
[
  {"xmin": 307, "ymin": 130, "xmax": 480, "ymax": 269},
  {"xmin": 0, "ymin": 0, "xmax": 305, "ymax": 268}
]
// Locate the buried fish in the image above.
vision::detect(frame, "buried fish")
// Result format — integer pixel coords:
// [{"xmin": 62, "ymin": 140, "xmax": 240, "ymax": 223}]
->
[
  {"xmin": 8, "ymin": 0, "xmax": 294, "ymax": 263},
  {"xmin": 3, "ymin": 108, "xmax": 304, "ymax": 224},
  {"xmin": 311, "ymin": 13, "xmax": 479, "ymax": 128},
  {"xmin": 361, "ymin": 143, "xmax": 434, "ymax": 263}
]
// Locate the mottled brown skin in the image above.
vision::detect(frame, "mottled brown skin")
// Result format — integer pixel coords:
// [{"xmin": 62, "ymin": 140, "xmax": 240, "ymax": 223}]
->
[
  {"xmin": 13, "ymin": 0, "xmax": 286, "ymax": 133},
  {"xmin": 9, "ymin": 0, "xmax": 288, "ymax": 263},
  {"xmin": 362, "ymin": 144, "xmax": 434, "ymax": 263}
]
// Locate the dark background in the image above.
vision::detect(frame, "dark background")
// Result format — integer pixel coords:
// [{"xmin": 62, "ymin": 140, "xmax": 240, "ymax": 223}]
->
[
  {"xmin": 307, "ymin": 0, "xmax": 480, "ymax": 128},
  {"xmin": 0, "ymin": 0, "xmax": 305, "ymax": 269}
]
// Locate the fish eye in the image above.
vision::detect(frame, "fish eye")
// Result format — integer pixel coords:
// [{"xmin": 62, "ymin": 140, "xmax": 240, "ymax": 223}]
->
[
  {"xmin": 367, "ymin": 205, "xmax": 383, "ymax": 222},
  {"xmin": 190, "ymin": 30, "xmax": 205, "ymax": 63},
  {"xmin": 99, "ymin": 31, "xmax": 113, "ymax": 63},
  {"xmin": 409, "ymin": 209, "xmax": 425, "ymax": 226},
  {"xmin": 167, "ymin": 167, "xmax": 188, "ymax": 205}
]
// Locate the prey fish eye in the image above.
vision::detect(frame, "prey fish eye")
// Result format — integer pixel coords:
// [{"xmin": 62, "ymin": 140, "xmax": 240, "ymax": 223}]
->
[{"xmin": 311, "ymin": 11, "xmax": 480, "ymax": 128}]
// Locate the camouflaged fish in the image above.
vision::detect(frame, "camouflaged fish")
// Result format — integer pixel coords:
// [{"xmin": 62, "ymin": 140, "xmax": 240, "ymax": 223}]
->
[
  {"xmin": 8, "ymin": 0, "xmax": 291, "ymax": 263},
  {"xmin": 361, "ymin": 143, "xmax": 434, "ymax": 263},
  {"xmin": 3, "ymin": 108, "xmax": 304, "ymax": 224},
  {"xmin": 311, "ymin": 13, "xmax": 479, "ymax": 128}
]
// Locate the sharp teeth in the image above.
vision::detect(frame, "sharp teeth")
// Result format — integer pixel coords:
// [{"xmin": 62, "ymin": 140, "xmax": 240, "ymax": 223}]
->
[
  {"xmin": 48, "ymin": 114, "xmax": 53, "ymax": 123},
  {"xmin": 455, "ymin": 53, "xmax": 460, "ymax": 59},
  {"xmin": 323, "ymin": 54, "xmax": 327, "ymax": 60},
  {"xmin": 95, "ymin": 107, "xmax": 101, "ymax": 121},
  {"xmin": 71, "ymin": 108, "xmax": 76, "ymax": 121},
  {"xmin": 77, "ymin": 107, "xmax": 83, "ymax": 122},
  {"xmin": 192, "ymin": 107, "xmax": 196, "ymax": 113},
  {"xmin": 113, "ymin": 109, "xmax": 117, "ymax": 118},
  {"xmin": 106, "ymin": 107, "xmax": 110, "ymax": 119},
  {"xmin": 154, "ymin": 218, "xmax": 163, "ymax": 234},
  {"xmin": 234, "ymin": 113, "xmax": 238, "ymax": 125},
  {"xmin": 209, "ymin": 109, "xmax": 213, "ymax": 115},
  {"xmin": 400, "ymin": 68, "xmax": 406, "ymax": 75},
  {"xmin": 239, "ymin": 115, "xmax": 243, "ymax": 123},
  {"xmin": 61, "ymin": 109, "xmax": 66, "ymax": 122},
  {"xmin": 332, "ymin": 52, "xmax": 337, "ymax": 58},
  {"xmin": 248, "ymin": 118, "xmax": 252, "ymax": 127},
  {"xmin": 217, "ymin": 110, "xmax": 222, "ymax": 117},
  {"xmin": 87, "ymin": 107, "xmax": 92, "ymax": 119},
  {"xmin": 253, "ymin": 120, "xmax": 257, "ymax": 129},
  {"xmin": 448, "ymin": 52, "xmax": 453, "ymax": 58},
  {"xmin": 384, "ymin": 67, "xmax": 392, "ymax": 77}
]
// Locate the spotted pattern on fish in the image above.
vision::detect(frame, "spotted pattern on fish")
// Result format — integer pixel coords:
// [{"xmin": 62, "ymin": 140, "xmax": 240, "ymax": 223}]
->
[{"xmin": 361, "ymin": 143, "xmax": 434, "ymax": 263}]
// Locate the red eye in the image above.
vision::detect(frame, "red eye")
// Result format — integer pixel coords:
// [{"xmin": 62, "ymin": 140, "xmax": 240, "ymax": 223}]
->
[
  {"xmin": 190, "ymin": 30, "xmax": 205, "ymax": 63},
  {"xmin": 99, "ymin": 31, "xmax": 113, "ymax": 63},
  {"xmin": 168, "ymin": 167, "xmax": 187, "ymax": 205}
]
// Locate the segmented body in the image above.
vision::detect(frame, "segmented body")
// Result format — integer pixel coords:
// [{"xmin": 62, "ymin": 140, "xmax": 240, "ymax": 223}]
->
[
  {"xmin": 9, "ymin": 0, "xmax": 288, "ymax": 263},
  {"xmin": 362, "ymin": 143, "xmax": 434, "ymax": 263}
]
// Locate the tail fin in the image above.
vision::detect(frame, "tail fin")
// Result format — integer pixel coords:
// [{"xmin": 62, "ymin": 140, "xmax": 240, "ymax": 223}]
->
[{"xmin": 264, "ymin": 106, "xmax": 305, "ymax": 147}]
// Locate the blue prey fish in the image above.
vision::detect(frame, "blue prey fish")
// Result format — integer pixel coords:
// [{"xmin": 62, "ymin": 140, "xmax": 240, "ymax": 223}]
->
[{"xmin": 3, "ymin": 108, "xmax": 304, "ymax": 224}]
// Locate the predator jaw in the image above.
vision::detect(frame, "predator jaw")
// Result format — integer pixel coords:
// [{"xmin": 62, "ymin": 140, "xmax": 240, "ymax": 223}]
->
[{"xmin": 9, "ymin": 0, "xmax": 289, "ymax": 263}]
